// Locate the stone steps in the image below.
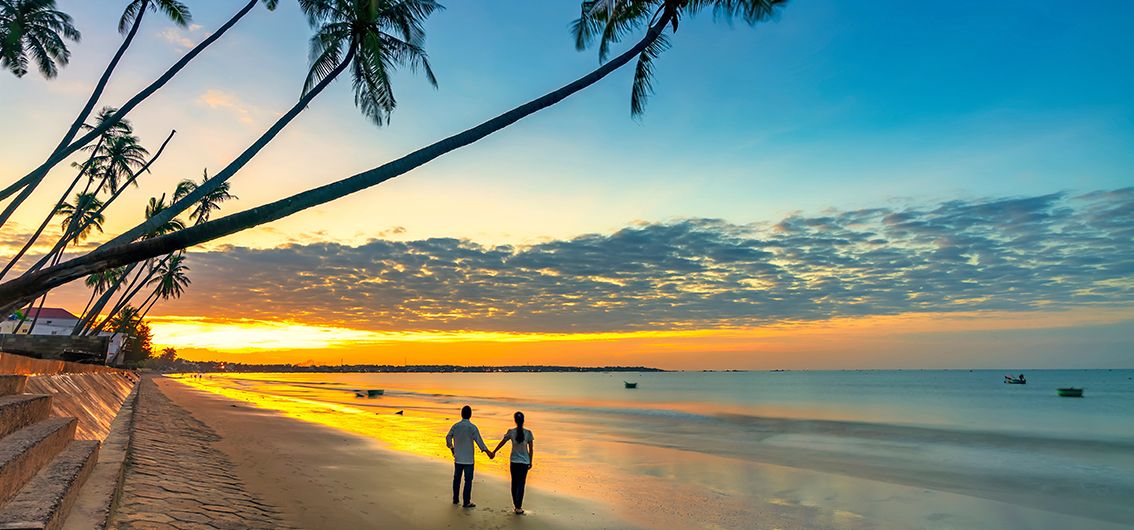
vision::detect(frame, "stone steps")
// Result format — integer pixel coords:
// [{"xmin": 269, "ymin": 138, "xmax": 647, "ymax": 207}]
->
[
  {"xmin": 0, "ymin": 395, "xmax": 52, "ymax": 440},
  {"xmin": 0, "ymin": 440, "xmax": 100, "ymax": 530},
  {"xmin": 0, "ymin": 417, "xmax": 76, "ymax": 506},
  {"xmin": 0, "ymin": 376, "xmax": 27, "ymax": 396}
]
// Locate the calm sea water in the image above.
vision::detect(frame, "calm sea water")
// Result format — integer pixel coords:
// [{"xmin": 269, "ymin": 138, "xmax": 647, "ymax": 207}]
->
[{"xmin": 179, "ymin": 369, "xmax": 1134, "ymax": 529}]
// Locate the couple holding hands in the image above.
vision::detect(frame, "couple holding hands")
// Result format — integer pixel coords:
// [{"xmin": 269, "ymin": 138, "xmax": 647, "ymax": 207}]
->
[{"xmin": 445, "ymin": 406, "xmax": 534, "ymax": 514}]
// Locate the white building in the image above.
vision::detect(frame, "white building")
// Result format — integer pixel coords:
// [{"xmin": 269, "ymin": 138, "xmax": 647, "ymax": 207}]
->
[{"xmin": 1, "ymin": 307, "xmax": 81, "ymax": 336}]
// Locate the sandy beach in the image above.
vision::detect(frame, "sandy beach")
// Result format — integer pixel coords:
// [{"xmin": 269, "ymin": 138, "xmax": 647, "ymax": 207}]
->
[{"xmin": 148, "ymin": 376, "xmax": 643, "ymax": 530}]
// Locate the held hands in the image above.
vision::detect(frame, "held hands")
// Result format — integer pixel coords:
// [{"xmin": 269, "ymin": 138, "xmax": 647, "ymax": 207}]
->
[{"xmin": 486, "ymin": 450, "xmax": 496, "ymax": 460}]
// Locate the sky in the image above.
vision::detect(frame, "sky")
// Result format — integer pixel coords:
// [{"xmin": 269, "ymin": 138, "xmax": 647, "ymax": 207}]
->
[{"xmin": 0, "ymin": 0, "xmax": 1132, "ymax": 369}]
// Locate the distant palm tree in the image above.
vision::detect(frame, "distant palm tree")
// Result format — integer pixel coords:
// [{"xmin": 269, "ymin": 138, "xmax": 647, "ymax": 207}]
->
[
  {"xmin": 55, "ymin": 192, "xmax": 105, "ymax": 242},
  {"xmin": 174, "ymin": 170, "xmax": 239, "ymax": 225},
  {"xmin": 0, "ymin": 0, "xmax": 80, "ymax": 78},
  {"xmin": 106, "ymin": 0, "xmax": 441, "ymax": 247},
  {"xmin": 90, "ymin": 133, "xmax": 150, "ymax": 194},
  {"xmin": 78, "ymin": 266, "xmax": 124, "ymax": 323},
  {"xmin": 139, "ymin": 252, "xmax": 190, "ymax": 320}
]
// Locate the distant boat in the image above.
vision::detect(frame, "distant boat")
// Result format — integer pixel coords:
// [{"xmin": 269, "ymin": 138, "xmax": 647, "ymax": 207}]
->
[
  {"xmin": 354, "ymin": 389, "xmax": 384, "ymax": 398},
  {"xmin": 1004, "ymin": 376, "xmax": 1026, "ymax": 385},
  {"xmin": 1057, "ymin": 388, "xmax": 1084, "ymax": 398},
  {"xmin": 624, "ymin": 381, "xmax": 638, "ymax": 389}
]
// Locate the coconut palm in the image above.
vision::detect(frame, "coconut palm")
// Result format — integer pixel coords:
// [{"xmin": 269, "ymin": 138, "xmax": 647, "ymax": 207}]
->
[
  {"xmin": 78, "ymin": 266, "xmax": 124, "ymax": 323},
  {"xmin": 139, "ymin": 252, "xmax": 190, "ymax": 319},
  {"xmin": 90, "ymin": 133, "xmax": 150, "ymax": 194},
  {"xmin": 174, "ymin": 169, "xmax": 239, "ymax": 225},
  {"xmin": 0, "ymin": 0, "xmax": 790, "ymax": 305},
  {"xmin": 0, "ymin": 0, "xmax": 80, "ymax": 78},
  {"xmin": 0, "ymin": 0, "xmax": 277, "ymax": 228},
  {"xmin": 105, "ymin": 0, "xmax": 440, "ymax": 247},
  {"xmin": 55, "ymin": 192, "xmax": 105, "ymax": 242},
  {"xmin": 0, "ymin": 108, "xmax": 135, "ymax": 280}
]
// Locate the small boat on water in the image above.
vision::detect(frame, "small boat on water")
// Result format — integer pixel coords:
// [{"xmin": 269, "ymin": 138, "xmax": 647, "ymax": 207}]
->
[
  {"xmin": 624, "ymin": 381, "xmax": 638, "ymax": 389},
  {"xmin": 1004, "ymin": 375, "xmax": 1026, "ymax": 384},
  {"xmin": 354, "ymin": 389, "xmax": 385, "ymax": 398},
  {"xmin": 1057, "ymin": 388, "xmax": 1084, "ymax": 398}
]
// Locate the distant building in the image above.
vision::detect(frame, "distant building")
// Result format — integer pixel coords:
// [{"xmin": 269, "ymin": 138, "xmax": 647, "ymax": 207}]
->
[{"xmin": 2, "ymin": 307, "xmax": 81, "ymax": 336}]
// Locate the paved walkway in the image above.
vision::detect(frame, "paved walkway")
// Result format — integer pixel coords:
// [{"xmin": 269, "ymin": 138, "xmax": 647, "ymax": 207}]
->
[{"xmin": 112, "ymin": 378, "xmax": 293, "ymax": 530}]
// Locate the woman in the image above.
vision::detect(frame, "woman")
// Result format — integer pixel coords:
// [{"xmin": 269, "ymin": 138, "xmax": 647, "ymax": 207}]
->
[{"xmin": 491, "ymin": 411, "xmax": 534, "ymax": 514}]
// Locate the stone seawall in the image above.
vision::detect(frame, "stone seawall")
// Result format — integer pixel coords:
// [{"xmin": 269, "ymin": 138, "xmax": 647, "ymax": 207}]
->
[
  {"xmin": 26, "ymin": 373, "xmax": 137, "ymax": 441},
  {"xmin": 1, "ymin": 352, "xmax": 136, "ymax": 441}
]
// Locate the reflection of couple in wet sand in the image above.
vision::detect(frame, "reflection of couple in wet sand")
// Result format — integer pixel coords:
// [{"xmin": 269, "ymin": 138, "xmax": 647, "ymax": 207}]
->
[{"xmin": 445, "ymin": 405, "xmax": 534, "ymax": 514}]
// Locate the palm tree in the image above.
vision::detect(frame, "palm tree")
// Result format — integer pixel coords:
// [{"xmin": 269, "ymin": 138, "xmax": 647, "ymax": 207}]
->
[
  {"xmin": 0, "ymin": 0, "xmax": 790, "ymax": 305},
  {"xmin": 90, "ymin": 133, "xmax": 150, "ymax": 194},
  {"xmin": 78, "ymin": 266, "xmax": 124, "ymax": 323},
  {"xmin": 138, "ymin": 252, "xmax": 190, "ymax": 320},
  {"xmin": 174, "ymin": 170, "xmax": 239, "ymax": 225},
  {"xmin": 105, "ymin": 0, "xmax": 440, "ymax": 248},
  {"xmin": 0, "ymin": 0, "xmax": 80, "ymax": 78},
  {"xmin": 80, "ymin": 196, "xmax": 185, "ymax": 335},
  {"xmin": 55, "ymin": 192, "xmax": 105, "ymax": 243},
  {"xmin": 0, "ymin": 108, "xmax": 134, "ymax": 280},
  {"xmin": 0, "ymin": 0, "xmax": 277, "ymax": 229}
]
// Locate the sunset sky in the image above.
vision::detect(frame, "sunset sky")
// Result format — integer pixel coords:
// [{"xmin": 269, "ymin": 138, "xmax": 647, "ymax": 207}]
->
[{"xmin": 1, "ymin": 0, "xmax": 1131, "ymax": 368}]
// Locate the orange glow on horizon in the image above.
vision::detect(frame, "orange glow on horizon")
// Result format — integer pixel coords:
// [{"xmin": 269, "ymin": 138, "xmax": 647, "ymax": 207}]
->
[{"xmin": 149, "ymin": 306, "xmax": 1134, "ymax": 369}]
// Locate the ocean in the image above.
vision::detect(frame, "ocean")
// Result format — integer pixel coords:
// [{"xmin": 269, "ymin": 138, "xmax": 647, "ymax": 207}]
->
[{"xmin": 176, "ymin": 369, "xmax": 1134, "ymax": 529}]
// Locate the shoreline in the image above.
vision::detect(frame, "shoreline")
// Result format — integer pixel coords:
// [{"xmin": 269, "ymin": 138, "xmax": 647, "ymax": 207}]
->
[{"xmin": 151, "ymin": 376, "xmax": 642, "ymax": 530}]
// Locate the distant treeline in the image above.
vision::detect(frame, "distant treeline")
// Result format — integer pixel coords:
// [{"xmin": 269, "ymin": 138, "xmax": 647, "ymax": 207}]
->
[{"xmin": 182, "ymin": 363, "xmax": 665, "ymax": 373}]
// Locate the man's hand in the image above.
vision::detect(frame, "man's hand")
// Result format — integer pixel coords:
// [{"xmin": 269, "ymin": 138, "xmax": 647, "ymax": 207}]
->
[{"xmin": 487, "ymin": 450, "xmax": 495, "ymax": 460}]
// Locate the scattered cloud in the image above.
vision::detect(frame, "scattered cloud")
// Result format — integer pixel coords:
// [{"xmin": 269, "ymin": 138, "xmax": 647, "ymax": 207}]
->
[
  {"xmin": 160, "ymin": 189, "xmax": 1134, "ymax": 334},
  {"xmin": 197, "ymin": 89, "xmax": 255, "ymax": 125},
  {"xmin": 158, "ymin": 23, "xmax": 204, "ymax": 51}
]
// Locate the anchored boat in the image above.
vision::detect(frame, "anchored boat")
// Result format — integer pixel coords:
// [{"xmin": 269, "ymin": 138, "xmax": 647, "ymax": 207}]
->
[
  {"xmin": 624, "ymin": 381, "xmax": 638, "ymax": 389},
  {"xmin": 1057, "ymin": 388, "xmax": 1084, "ymax": 398}
]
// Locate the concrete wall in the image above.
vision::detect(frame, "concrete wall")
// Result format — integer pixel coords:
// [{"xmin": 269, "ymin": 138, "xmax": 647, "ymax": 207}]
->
[
  {"xmin": 25, "ymin": 373, "xmax": 137, "ymax": 441},
  {"xmin": 0, "ymin": 352, "xmax": 123, "ymax": 376},
  {"xmin": 0, "ymin": 335, "xmax": 108, "ymax": 362}
]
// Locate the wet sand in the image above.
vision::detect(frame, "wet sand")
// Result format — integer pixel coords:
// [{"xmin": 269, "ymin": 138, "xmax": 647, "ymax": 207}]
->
[{"xmin": 153, "ymin": 377, "xmax": 643, "ymax": 530}]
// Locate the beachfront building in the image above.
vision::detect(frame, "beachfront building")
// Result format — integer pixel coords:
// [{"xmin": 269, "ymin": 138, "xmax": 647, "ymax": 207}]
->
[{"xmin": 1, "ymin": 307, "xmax": 81, "ymax": 335}]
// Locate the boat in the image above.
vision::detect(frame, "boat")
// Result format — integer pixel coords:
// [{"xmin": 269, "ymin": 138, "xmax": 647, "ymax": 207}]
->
[
  {"xmin": 1057, "ymin": 388, "xmax": 1084, "ymax": 398},
  {"xmin": 1004, "ymin": 376, "xmax": 1026, "ymax": 384},
  {"xmin": 624, "ymin": 381, "xmax": 638, "ymax": 389},
  {"xmin": 354, "ymin": 389, "xmax": 385, "ymax": 398}
]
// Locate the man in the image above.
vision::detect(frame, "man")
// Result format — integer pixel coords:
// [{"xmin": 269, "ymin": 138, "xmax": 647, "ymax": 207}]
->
[{"xmin": 445, "ymin": 405, "xmax": 491, "ymax": 507}]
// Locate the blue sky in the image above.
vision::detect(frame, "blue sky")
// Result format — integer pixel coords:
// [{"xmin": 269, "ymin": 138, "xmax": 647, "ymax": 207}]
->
[{"xmin": 1, "ymin": 0, "xmax": 1131, "ymax": 367}]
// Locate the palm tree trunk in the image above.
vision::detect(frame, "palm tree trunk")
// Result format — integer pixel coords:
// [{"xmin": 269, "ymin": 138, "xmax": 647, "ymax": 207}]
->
[
  {"xmin": 0, "ymin": 3, "xmax": 150, "ymax": 228},
  {"xmin": 25, "ymin": 130, "xmax": 176, "ymax": 276},
  {"xmin": 137, "ymin": 288, "xmax": 161, "ymax": 322},
  {"xmin": 0, "ymin": 13, "xmax": 673, "ymax": 304},
  {"xmin": 102, "ymin": 48, "xmax": 356, "ymax": 249},
  {"xmin": 0, "ymin": 137, "xmax": 105, "ymax": 281},
  {"xmin": 91, "ymin": 261, "xmax": 152, "ymax": 335},
  {"xmin": 25, "ymin": 252, "xmax": 64, "ymax": 333},
  {"xmin": 73, "ymin": 262, "xmax": 136, "ymax": 335},
  {"xmin": 78, "ymin": 284, "xmax": 102, "ymax": 325},
  {"xmin": 0, "ymin": 0, "xmax": 262, "ymax": 223}
]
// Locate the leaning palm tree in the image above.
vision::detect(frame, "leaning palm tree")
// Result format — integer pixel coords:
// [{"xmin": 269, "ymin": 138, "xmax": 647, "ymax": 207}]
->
[
  {"xmin": 174, "ymin": 170, "xmax": 239, "ymax": 225},
  {"xmin": 106, "ymin": 0, "xmax": 441, "ymax": 247},
  {"xmin": 0, "ymin": 0, "xmax": 277, "ymax": 229},
  {"xmin": 0, "ymin": 108, "xmax": 135, "ymax": 280},
  {"xmin": 0, "ymin": 0, "xmax": 80, "ymax": 78},
  {"xmin": 138, "ymin": 252, "xmax": 190, "ymax": 320},
  {"xmin": 78, "ymin": 266, "xmax": 124, "ymax": 324},
  {"xmin": 0, "ymin": 0, "xmax": 791, "ymax": 306},
  {"xmin": 80, "ymin": 196, "xmax": 185, "ymax": 335},
  {"xmin": 90, "ymin": 133, "xmax": 150, "ymax": 194},
  {"xmin": 55, "ymin": 192, "xmax": 106, "ymax": 244}
]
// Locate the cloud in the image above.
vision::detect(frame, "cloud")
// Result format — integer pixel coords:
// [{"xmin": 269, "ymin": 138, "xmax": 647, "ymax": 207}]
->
[
  {"xmin": 197, "ymin": 89, "xmax": 255, "ymax": 125},
  {"xmin": 163, "ymin": 189, "xmax": 1134, "ymax": 333},
  {"xmin": 158, "ymin": 24, "xmax": 204, "ymax": 51}
]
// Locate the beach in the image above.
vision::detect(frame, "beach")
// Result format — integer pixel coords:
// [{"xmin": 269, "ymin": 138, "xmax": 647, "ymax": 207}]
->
[{"xmin": 151, "ymin": 370, "xmax": 1134, "ymax": 530}]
